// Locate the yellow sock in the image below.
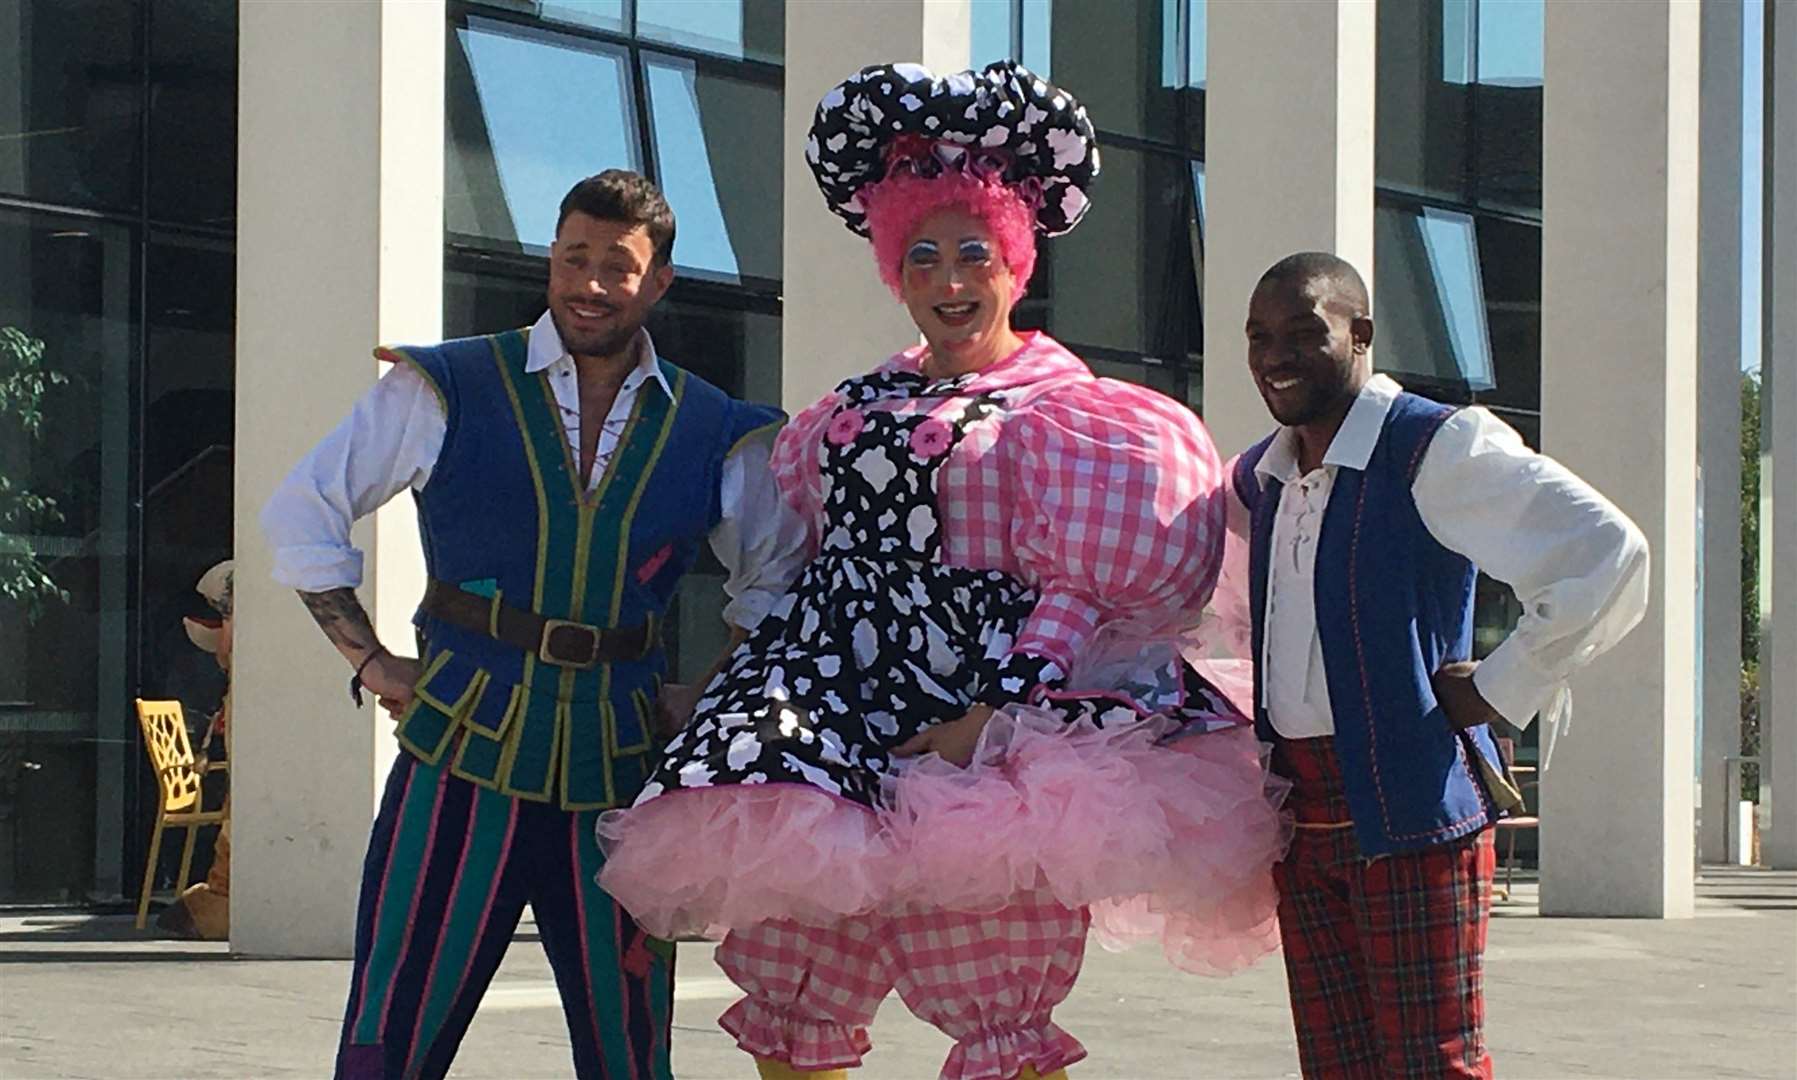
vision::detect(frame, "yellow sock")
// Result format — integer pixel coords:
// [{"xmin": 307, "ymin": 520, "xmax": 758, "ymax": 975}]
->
[
  {"xmin": 1014, "ymin": 1068, "xmax": 1068, "ymax": 1080},
  {"xmin": 753, "ymin": 1057, "xmax": 850, "ymax": 1080}
]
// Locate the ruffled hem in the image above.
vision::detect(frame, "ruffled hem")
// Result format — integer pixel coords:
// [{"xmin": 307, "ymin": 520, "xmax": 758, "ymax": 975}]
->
[
  {"xmin": 944, "ymin": 1020, "xmax": 1086, "ymax": 1080},
  {"xmin": 595, "ymin": 785, "xmax": 892, "ymax": 940},
  {"xmin": 719, "ymin": 997, "xmax": 873, "ymax": 1071},
  {"xmin": 598, "ymin": 708, "xmax": 1291, "ymax": 973}
]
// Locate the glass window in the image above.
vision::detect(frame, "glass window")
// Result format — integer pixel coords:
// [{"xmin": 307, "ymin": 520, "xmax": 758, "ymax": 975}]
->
[
  {"xmin": 0, "ymin": 0, "xmax": 143, "ymax": 212},
  {"xmin": 1374, "ymin": 204, "xmax": 1494, "ymax": 391},
  {"xmin": 643, "ymin": 55, "xmax": 782, "ymax": 282},
  {"xmin": 1375, "ymin": 201, "xmax": 1540, "ymax": 412},
  {"xmin": 1029, "ymin": 145, "xmax": 1201, "ymax": 390},
  {"xmin": 1476, "ymin": 0, "xmax": 1544, "ymax": 86},
  {"xmin": 0, "ymin": 208, "xmax": 136, "ymax": 904},
  {"xmin": 538, "ymin": 0, "xmax": 626, "ymax": 33},
  {"xmin": 1021, "ymin": 0, "xmax": 1052, "ymax": 74},
  {"xmin": 447, "ymin": 17, "xmax": 640, "ymax": 252},
  {"xmin": 1048, "ymin": 0, "xmax": 1180, "ymax": 143},
  {"xmin": 638, "ymin": 0, "xmax": 785, "ymax": 63},
  {"xmin": 642, "ymin": 293, "xmax": 781, "ymax": 406},
  {"xmin": 148, "ymin": 0, "xmax": 238, "ymax": 227},
  {"xmin": 1379, "ymin": 0, "xmax": 1541, "ymax": 210},
  {"xmin": 972, "ymin": 0, "xmax": 1015, "ymax": 67},
  {"xmin": 1188, "ymin": 0, "xmax": 1207, "ymax": 88},
  {"xmin": 1470, "ymin": 214, "xmax": 1540, "ymax": 412}
]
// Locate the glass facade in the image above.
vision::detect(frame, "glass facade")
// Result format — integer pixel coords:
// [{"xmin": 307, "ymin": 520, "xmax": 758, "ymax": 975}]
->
[
  {"xmin": 446, "ymin": 0, "xmax": 784, "ymax": 681},
  {"xmin": 0, "ymin": 0, "xmax": 238, "ymax": 905}
]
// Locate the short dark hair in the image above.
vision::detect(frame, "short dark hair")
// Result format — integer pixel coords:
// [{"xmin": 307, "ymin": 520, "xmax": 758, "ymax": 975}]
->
[
  {"xmin": 1256, "ymin": 251, "xmax": 1370, "ymax": 315},
  {"xmin": 556, "ymin": 170, "xmax": 676, "ymax": 267}
]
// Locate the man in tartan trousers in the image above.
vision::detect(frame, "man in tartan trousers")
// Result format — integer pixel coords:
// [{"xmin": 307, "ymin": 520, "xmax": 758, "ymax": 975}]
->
[{"xmin": 1225, "ymin": 252, "xmax": 1649, "ymax": 1078}]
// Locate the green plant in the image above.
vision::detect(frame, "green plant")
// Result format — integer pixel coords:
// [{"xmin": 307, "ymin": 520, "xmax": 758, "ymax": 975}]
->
[{"xmin": 0, "ymin": 326, "xmax": 71, "ymax": 622}]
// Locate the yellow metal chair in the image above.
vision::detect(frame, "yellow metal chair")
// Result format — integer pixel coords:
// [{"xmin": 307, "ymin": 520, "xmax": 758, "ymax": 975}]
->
[{"xmin": 133, "ymin": 698, "xmax": 229, "ymax": 930}]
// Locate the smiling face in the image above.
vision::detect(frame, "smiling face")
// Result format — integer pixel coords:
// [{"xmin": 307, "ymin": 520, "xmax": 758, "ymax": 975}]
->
[
  {"xmin": 1244, "ymin": 274, "xmax": 1373, "ymax": 429},
  {"xmin": 547, "ymin": 211, "xmax": 675, "ymax": 360},
  {"xmin": 897, "ymin": 207, "xmax": 1022, "ymax": 371}
]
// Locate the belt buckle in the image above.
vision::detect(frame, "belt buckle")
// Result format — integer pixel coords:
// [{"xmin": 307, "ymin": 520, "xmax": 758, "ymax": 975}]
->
[{"xmin": 539, "ymin": 619, "xmax": 601, "ymax": 669}]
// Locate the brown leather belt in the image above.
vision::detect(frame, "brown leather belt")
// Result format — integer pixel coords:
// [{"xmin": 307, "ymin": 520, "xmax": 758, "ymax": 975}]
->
[{"xmin": 420, "ymin": 580, "xmax": 656, "ymax": 669}]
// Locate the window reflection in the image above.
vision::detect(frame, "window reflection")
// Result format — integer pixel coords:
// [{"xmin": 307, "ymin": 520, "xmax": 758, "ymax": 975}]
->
[
  {"xmin": 1033, "ymin": 146, "xmax": 1201, "ymax": 393},
  {"xmin": 643, "ymin": 55, "xmax": 782, "ymax": 281},
  {"xmin": 1374, "ymin": 200, "xmax": 1539, "ymax": 411},
  {"xmin": 539, "ymin": 0, "xmax": 625, "ymax": 34},
  {"xmin": 0, "ymin": 208, "xmax": 136, "ymax": 904},
  {"xmin": 148, "ymin": 0, "xmax": 239, "ymax": 227},
  {"xmin": 447, "ymin": 18, "xmax": 639, "ymax": 251},
  {"xmin": 1380, "ymin": 0, "xmax": 1541, "ymax": 210},
  {"xmin": 1376, "ymin": 205, "xmax": 1494, "ymax": 391},
  {"xmin": 1049, "ymin": 0, "xmax": 1181, "ymax": 142},
  {"xmin": 1021, "ymin": 0, "xmax": 1052, "ymax": 74},
  {"xmin": 972, "ymin": 0, "xmax": 1015, "ymax": 67},
  {"xmin": 638, "ymin": 0, "xmax": 784, "ymax": 63},
  {"xmin": 1188, "ymin": 0, "xmax": 1207, "ymax": 88},
  {"xmin": 0, "ymin": 0, "xmax": 142, "ymax": 211}
]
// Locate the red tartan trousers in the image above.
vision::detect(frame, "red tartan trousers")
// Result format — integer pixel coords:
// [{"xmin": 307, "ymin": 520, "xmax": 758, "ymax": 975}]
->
[{"xmin": 1271, "ymin": 736, "xmax": 1496, "ymax": 1080}]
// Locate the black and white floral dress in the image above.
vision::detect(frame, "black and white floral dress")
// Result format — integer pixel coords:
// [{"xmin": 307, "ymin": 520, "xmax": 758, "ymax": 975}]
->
[{"xmin": 640, "ymin": 368, "xmax": 1134, "ymax": 809}]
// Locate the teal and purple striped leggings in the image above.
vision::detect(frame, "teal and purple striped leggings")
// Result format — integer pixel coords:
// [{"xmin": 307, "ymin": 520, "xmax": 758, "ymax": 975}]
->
[{"xmin": 335, "ymin": 751, "xmax": 673, "ymax": 1079}]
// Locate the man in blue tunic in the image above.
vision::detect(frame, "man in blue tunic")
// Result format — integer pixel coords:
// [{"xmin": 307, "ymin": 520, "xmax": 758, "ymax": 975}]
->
[
  {"xmin": 263, "ymin": 170, "xmax": 804, "ymax": 1080},
  {"xmin": 1228, "ymin": 252, "xmax": 1649, "ymax": 1079}
]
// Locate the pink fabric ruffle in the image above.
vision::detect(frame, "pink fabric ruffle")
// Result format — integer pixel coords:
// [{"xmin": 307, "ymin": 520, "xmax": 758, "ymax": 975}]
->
[
  {"xmin": 595, "ymin": 785, "xmax": 893, "ymax": 940},
  {"xmin": 944, "ymin": 1019, "xmax": 1086, "ymax": 1080},
  {"xmin": 718, "ymin": 996, "xmax": 873, "ymax": 1072},
  {"xmin": 881, "ymin": 709, "xmax": 1291, "ymax": 974},
  {"xmin": 1086, "ymin": 730, "xmax": 1292, "ymax": 975},
  {"xmin": 600, "ymin": 713, "xmax": 1290, "ymax": 976}
]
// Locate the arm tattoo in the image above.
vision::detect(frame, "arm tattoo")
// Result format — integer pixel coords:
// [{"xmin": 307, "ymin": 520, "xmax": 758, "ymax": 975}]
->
[{"xmin": 299, "ymin": 587, "xmax": 379, "ymax": 656}]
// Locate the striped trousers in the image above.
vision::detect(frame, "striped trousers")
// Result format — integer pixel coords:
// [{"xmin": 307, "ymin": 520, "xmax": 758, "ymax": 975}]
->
[{"xmin": 335, "ymin": 752, "xmax": 673, "ymax": 1080}]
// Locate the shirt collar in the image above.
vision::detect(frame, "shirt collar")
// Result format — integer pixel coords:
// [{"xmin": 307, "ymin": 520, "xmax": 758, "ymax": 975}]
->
[
  {"xmin": 1254, "ymin": 373, "xmax": 1404, "ymax": 484},
  {"xmin": 526, "ymin": 310, "xmax": 671, "ymax": 397}
]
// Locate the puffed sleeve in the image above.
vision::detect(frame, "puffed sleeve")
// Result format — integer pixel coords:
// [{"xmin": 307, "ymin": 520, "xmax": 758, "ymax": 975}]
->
[
  {"xmin": 977, "ymin": 378, "xmax": 1226, "ymax": 706},
  {"xmin": 767, "ymin": 388, "xmax": 846, "ymax": 559}
]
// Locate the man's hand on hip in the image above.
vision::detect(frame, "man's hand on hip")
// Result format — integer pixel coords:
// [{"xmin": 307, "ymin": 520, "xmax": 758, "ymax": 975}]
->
[
  {"xmin": 1432, "ymin": 661, "xmax": 1502, "ymax": 731},
  {"xmin": 361, "ymin": 651, "xmax": 424, "ymax": 718}
]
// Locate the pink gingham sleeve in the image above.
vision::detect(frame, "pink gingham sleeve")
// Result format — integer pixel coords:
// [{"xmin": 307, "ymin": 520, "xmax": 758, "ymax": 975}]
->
[
  {"xmin": 768, "ymin": 389, "xmax": 844, "ymax": 558},
  {"xmin": 999, "ymin": 378, "xmax": 1226, "ymax": 686}
]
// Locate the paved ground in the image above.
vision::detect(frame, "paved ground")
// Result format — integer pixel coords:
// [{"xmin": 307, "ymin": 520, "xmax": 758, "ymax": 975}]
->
[{"xmin": 1, "ymin": 868, "xmax": 1792, "ymax": 1080}]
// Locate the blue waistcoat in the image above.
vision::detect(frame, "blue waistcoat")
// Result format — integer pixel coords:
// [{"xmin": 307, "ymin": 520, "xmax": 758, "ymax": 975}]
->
[
  {"xmin": 1234, "ymin": 392, "xmax": 1504, "ymax": 856},
  {"xmin": 376, "ymin": 327, "xmax": 783, "ymax": 810}
]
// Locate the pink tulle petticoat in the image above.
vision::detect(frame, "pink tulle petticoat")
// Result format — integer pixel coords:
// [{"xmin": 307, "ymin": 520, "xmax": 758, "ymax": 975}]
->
[{"xmin": 596, "ymin": 708, "xmax": 1292, "ymax": 974}]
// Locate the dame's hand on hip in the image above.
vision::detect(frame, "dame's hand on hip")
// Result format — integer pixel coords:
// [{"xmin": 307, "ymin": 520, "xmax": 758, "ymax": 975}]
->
[{"xmin": 891, "ymin": 705, "xmax": 996, "ymax": 768}]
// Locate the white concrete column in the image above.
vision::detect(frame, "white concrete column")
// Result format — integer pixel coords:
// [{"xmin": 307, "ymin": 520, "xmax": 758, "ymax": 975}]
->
[
  {"xmin": 1538, "ymin": 0, "xmax": 1699, "ymax": 917},
  {"xmin": 1762, "ymin": 0, "xmax": 1797, "ymax": 870},
  {"xmin": 233, "ymin": 2, "xmax": 442, "ymax": 957},
  {"xmin": 1201, "ymin": 0, "xmax": 1376, "ymax": 457},
  {"xmin": 1698, "ymin": 0, "xmax": 1745, "ymax": 866},
  {"xmin": 780, "ymin": 0, "xmax": 970, "ymax": 414}
]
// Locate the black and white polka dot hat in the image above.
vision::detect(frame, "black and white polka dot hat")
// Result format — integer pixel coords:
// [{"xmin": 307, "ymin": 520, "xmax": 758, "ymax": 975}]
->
[{"xmin": 805, "ymin": 61, "xmax": 1101, "ymax": 239}]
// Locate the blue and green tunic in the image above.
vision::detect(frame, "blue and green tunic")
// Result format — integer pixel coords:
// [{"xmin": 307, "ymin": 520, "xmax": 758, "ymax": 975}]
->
[{"xmin": 380, "ymin": 326, "xmax": 782, "ymax": 809}]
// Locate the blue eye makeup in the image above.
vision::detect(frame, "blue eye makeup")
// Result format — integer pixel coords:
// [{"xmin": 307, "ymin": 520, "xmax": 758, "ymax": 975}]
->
[
  {"xmin": 958, "ymin": 238, "xmax": 994, "ymax": 264},
  {"xmin": 905, "ymin": 240, "xmax": 942, "ymax": 265}
]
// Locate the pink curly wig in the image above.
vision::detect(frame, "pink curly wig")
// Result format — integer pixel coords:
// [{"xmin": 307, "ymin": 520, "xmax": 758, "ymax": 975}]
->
[{"xmin": 861, "ymin": 168, "xmax": 1039, "ymax": 300}]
